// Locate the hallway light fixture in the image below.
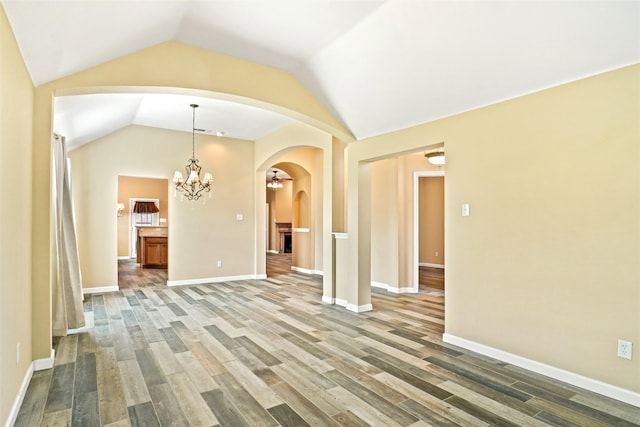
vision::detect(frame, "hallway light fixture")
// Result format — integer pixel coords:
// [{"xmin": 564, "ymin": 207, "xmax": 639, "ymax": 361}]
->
[
  {"xmin": 173, "ymin": 104, "xmax": 214, "ymax": 201},
  {"xmin": 267, "ymin": 171, "xmax": 283, "ymax": 189},
  {"xmin": 425, "ymin": 150, "xmax": 445, "ymax": 166}
]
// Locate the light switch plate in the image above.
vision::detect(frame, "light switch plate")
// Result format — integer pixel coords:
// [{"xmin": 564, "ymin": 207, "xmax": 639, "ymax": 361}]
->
[{"xmin": 462, "ymin": 203, "xmax": 470, "ymax": 217}]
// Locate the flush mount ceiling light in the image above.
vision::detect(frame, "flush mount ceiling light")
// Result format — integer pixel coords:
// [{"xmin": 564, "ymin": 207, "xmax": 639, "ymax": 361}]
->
[
  {"xmin": 172, "ymin": 104, "xmax": 214, "ymax": 201},
  {"xmin": 425, "ymin": 150, "xmax": 445, "ymax": 166},
  {"xmin": 267, "ymin": 171, "xmax": 284, "ymax": 189}
]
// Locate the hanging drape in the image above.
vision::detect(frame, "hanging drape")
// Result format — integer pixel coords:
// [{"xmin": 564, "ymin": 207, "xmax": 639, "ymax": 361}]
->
[
  {"xmin": 52, "ymin": 134, "xmax": 85, "ymax": 336},
  {"xmin": 133, "ymin": 201, "xmax": 159, "ymax": 213}
]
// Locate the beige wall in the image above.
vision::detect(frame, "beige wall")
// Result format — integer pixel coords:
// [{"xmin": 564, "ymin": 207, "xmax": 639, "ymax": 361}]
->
[
  {"xmin": 69, "ymin": 125, "xmax": 255, "ymax": 287},
  {"xmin": 0, "ymin": 5, "xmax": 34, "ymax": 424},
  {"xmin": 117, "ymin": 176, "xmax": 169, "ymax": 258},
  {"xmin": 371, "ymin": 159, "xmax": 400, "ymax": 288},
  {"xmin": 346, "ymin": 65, "xmax": 640, "ymax": 393},
  {"xmin": 275, "ymin": 180, "xmax": 293, "ymax": 222},
  {"xmin": 419, "ymin": 176, "xmax": 444, "ymax": 265}
]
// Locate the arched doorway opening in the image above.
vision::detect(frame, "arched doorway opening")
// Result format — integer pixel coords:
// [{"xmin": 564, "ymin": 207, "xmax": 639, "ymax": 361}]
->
[{"xmin": 264, "ymin": 161, "xmax": 313, "ymax": 278}]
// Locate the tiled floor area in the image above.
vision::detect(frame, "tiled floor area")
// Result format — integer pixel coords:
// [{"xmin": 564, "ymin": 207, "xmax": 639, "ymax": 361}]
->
[{"xmin": 13, "ymin": 255, "xmax": 640, "ymax": 426}]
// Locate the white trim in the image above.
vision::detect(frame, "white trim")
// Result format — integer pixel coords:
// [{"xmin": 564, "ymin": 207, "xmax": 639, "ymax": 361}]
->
[
  {"xmin": 167, "ymin": 274, "xmax": 261, "ymax": 287},
  {"xmin": 443, "ymin": 334, "xmax": 640, "ymax": 408},
  {"xmin": 292, "ymin": 227, "xmax": 310, "ymax": 233},
  {"xmin": 83, "ymin": 286, "xmax": 119, "ymax": 294},
  {"xmin": 34, "ymin": 349, "xmax": 55, "ymax": 371},
  {"xmin": 413, "ymin": 170, "xmax": 444, "ymax": 289},
  {"xmin": 5, "ymin": 362, "xmax": 34, "ymax": 427},
  {"xmin": 322, "ymin": 295, "xmax": 335, "ymax": 304},
  {"xmin": 371, "ymin": 281, "xmax": 419, "ymax": 294},
  {"xmin": 335, "ymin": 298, "xmax": 348, "ymax": 307},
  {"xmin": 291, "ymin": 266, "xmax": 323, "ymax": 276},
  {"xmin": 346, "ymin": 303, "xmax": 373, "ymax": 313},
  {"xmin": 117, "ymin": 256, "xmax": 130, "ymax": 260},
  {"xmin": 419, "ymin": 262, "xmax": 445, "ymax": 269},
  {"xmin": 266, "ymin": 250, "xmax": 279, "ymax": 254},
  {"xmin": 6, "ymin": 349, "xmax": 56, "ymax": 427},
  {"xmin": 333, "ymin": 232, "xmax": 348, "ymax": 240},
  {"xmin": 332, "ymin": 300, "xmax": 381, "ymax": 313}
]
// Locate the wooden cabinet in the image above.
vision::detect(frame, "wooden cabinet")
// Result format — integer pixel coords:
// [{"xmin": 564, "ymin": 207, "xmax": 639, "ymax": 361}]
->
[
  {"xmin": 136, "ymin": 226, "xmax": 168, "ymax": 268},
  {"xmin": 144, "ymin": 237, "xmax": 167, "ymax": 267}
]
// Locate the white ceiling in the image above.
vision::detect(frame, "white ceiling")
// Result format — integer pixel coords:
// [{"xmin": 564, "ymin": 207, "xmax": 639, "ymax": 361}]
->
[{"xmin": 3, "ymin": 0, "xmax": 639, "ymax": 150}]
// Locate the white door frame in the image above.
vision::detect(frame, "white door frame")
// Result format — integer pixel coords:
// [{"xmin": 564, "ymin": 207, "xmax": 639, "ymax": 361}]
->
[{"xmin": 413, "ymin": 171, "xmax": 445, "ymax": 290}]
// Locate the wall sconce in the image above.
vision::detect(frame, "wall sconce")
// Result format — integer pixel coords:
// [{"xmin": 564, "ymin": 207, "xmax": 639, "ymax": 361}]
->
[{"xmin": 117, "ymin": 203, "xmax": 125, "ymax": 217}]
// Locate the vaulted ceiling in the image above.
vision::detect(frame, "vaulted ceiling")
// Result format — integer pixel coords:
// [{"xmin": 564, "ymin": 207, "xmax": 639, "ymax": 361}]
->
[{"xmin": 3, "ymin": 0, "xmax": 639, "ymax": 150}]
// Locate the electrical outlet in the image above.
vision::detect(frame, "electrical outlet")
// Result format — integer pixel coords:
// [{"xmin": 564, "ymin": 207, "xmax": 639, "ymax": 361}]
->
[
  {"xmin": 618, "ymin": 340, "xmax": 633, "ymax": 360},
  {"xmin": 216, "ymin": 260, "xmax": 222, "ymax": 268}
]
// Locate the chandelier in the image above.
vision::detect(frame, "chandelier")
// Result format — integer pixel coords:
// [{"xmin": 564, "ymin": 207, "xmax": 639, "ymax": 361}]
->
[
  {"xmin": 425, "ymin": 150, "xmax": 445, "ymax": 166},
  {"xmin": 173, "ymin": 104, "xmax": 214, "ymax": 200},
  {"xmin": 267, "ymin": 171, "xmax": 283, "ymax": 189}
]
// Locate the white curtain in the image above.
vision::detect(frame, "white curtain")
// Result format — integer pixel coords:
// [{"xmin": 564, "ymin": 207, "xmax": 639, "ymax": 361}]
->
[{"xmin": 52, "ymin": 134, "xmax": 85, "ymax": 336}]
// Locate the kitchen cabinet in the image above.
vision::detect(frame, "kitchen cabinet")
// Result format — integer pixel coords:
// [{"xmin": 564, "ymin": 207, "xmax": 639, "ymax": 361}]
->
[{"xmin": 137, "ymin": 226, "xmax": 168, "ymax": 268}]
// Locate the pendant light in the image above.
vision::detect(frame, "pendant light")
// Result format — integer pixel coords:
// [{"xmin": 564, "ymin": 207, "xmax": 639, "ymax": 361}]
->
[{"xmin": 173, "ymin": 104, "xmax": 214, "ymax": 200}]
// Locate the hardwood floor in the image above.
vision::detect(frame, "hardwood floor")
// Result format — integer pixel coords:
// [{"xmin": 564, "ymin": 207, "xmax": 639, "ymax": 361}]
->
[
  {"xmin": 266, "ymin": 252, "xmax": 293, "ymax": 278},
  {"xmin": 118, "ymin": 259, "xmax": 167, "ymax": 289},
  {"xmin": 419, "ymin": 266, "xmax": 444, "ymax": 291},
  {"xmin": 15, "ymin": 254, "xmax": 640, "ymax": 426}
]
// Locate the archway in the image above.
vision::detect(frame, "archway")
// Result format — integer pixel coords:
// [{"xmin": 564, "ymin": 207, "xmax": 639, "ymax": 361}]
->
[{"xmin": 264, "ymin": 160, "xmax": 313, "ymax": 277}]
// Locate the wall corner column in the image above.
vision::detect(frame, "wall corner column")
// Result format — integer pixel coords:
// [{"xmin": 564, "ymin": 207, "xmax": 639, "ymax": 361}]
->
[
  {"xmin": 345, "ymin": 152, "xmax": 372, "ymax": 313},
  {"xmin": 31, "ymin": 87, "xmax": 53, "ymax": 359}
]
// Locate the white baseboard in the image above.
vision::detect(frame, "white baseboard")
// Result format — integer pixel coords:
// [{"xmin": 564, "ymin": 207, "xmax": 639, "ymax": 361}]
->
[
  {"xmin": 291, "ymin": 266, "xmax": 323, "ymax": 276},
  {"xmin": 347, "ymin": 303, "xmax": 373, "ymax": 313},
  {"xmin": 334, "ymin": 297, "xmax": 373, "ymax": 313},
  {"xmin": 419, "ymin": 262, "xmax": 445, "ymax": 269},
  {"xmin": 34, "ymin": 349, "xmax": 55, "ymax": 371},
  {"xmin": 83, "ymin": 286, "xmax": 119, "ymax": 294},
  {"xmin": 6, "ymin": 349, "xmax": 55, "ymax": 427},
  {"xmin": 322, "ymin": 295, "xmax": 335, "ymax": 304},
  {"xmin": 5, "ymin": 362, "xmax": 34, "ymax": 427},
  {"xmin": 167, "ymin": 274, "xmax": 263, "ymax": 287},
  {"xmin": 443, "ymin": 333, "xmax": 640, "ymax": 408},
  {"xmin": 117, "ymin": 256, "xmax": 131, "ymax": 260},
  {"xmin": 371, "ymin": 281, "xmax": 418, "ymax": 294},
  {"xmin": 335, "ymin": 298, "xmax": 348, "ymax": 308},
  {"xmin": 266, "ymin": 250, "xmax": 279, "ymax": 254}
]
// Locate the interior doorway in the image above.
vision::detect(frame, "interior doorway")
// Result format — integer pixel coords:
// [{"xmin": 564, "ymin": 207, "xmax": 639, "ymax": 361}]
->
[
  {"xmin": 116, "ymin": 176, "xmax": 169, "ymax": 289},
  {"xmin": 414, "ymin": 171, "xmax": 445, "ymax": 291}
]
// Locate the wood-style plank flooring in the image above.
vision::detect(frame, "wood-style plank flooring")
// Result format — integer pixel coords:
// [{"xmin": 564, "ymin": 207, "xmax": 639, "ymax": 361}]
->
[
  {"xmin": 15, "ymin": 254, "xmax": 640, "ymax": 426},
  {"xmin": 419, "ymin": 267, "xmax": 444, "ymax": 291}
]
